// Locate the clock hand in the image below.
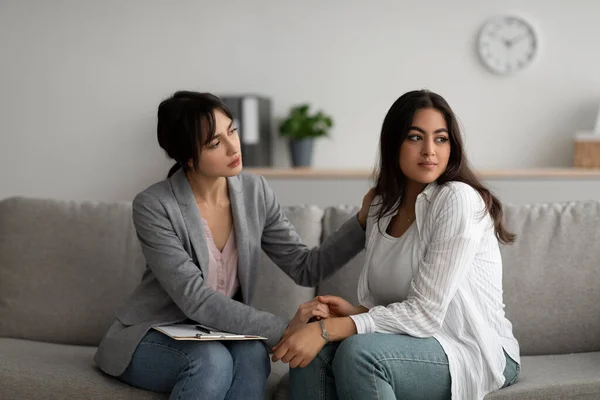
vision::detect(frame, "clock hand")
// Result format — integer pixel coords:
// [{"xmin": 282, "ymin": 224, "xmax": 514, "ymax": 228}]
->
[
  {"xmin": 497, "ymin": 35, "xmax": 513, "ymax": 48},
  {"xmin": 506, "ymin": 33, "xmax": 530, "ymax": 47}
]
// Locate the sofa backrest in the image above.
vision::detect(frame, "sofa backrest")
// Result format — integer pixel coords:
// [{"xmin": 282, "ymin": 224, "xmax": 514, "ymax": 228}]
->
[
  {"xmin": 317, "ymin": 206, "xmax": 364, "ymax": 306},
  {"xmin": 500, "ymin": 201, "xmax": 600, "ymax": 355},
  {"xmin": 317, "ymin": 202, "xmax": 600, "ymax": 356},
  {"xmin": 250, "ymin": 206, "xmax": 320, "ymax": 319},
  {"xmin": 3, "ymin": 196, "xmax": 598, "ymax": 355},
  {"xmin": 0, "ymin": 197, "xmax": 318, "ymax": 346},
  {"xmin": 0, "ymin": 197, "xmax": 146, "ymax": 346}
]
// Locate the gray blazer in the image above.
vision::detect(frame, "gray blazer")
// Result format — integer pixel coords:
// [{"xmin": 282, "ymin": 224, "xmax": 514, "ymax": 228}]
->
[{"xmin": 94, "ymin": 168, "xmax": 365, "ymax": 377}]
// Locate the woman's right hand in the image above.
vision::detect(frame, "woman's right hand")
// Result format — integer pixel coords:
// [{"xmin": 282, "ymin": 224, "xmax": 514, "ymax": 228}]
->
[
  {"xmin": 288, "ymin": 297, "xmax": 331, "ymax": 332},
  {"xmin": 317, "ymin": 295, "xmax": 367, "ymax": 318}
]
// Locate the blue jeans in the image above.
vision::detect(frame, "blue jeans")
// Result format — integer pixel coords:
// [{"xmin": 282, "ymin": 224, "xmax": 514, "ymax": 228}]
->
[
  {"xmin": 290, "ymin": 333, "xmax": 520, "ymax": 400},
  {"xmin": 118, "ymin": 330, "xmax": 271, "ymax": 400}
]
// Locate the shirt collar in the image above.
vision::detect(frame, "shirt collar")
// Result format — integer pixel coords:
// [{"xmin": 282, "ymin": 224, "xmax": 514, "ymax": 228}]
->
[{"xmin": 418, "ymin": 181, "xmax": 438, "ymax": 202}]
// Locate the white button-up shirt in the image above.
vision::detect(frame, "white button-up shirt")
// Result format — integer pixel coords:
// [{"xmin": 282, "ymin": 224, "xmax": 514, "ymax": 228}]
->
[{"xmin": 350, "ymin": 181, "xmax": 520, "ymax": 400}]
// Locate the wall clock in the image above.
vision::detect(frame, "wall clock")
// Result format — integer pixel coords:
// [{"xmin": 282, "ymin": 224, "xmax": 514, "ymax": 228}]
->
[{"xmin": 477, "ymin": 15, "xmax": 538, "ymax": 76}]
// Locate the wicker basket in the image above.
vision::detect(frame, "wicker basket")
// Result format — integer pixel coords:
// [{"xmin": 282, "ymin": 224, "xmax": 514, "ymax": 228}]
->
[{"xmin": 574, "ymin": 136, "xmax": 600, "ymax": 168}]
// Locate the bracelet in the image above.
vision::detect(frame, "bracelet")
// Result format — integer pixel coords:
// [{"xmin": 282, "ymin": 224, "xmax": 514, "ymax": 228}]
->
[{"xmin": 319, "ymin": 319, "xmax": 330, "ymax": 344}]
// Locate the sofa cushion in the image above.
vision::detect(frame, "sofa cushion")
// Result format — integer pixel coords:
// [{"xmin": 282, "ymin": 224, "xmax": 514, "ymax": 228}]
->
[
  {"xmin": 0, "ymin": 197, "xmax": 146, "ymax": 346},
  {"xmin": 0, "ymin": 338, "xmax": 163, "ymax": 400},
  {"xmin": 0, "ymin": 338, "xmax": 285, "ymax": 400},
  {"xmin": 316, "ymin": 206, "xmax": 365, "ymax": 305},
  {"xmin": 485, "ymin": 352, "xmax": 600, "ymax": 399},
  {"xmin": 251, "ymin": 206, "xmax": 321, "ymax": 320},
  {"xmin": 273, "ymin": 352, "xmax": 600, "ymax": 400},
  {"xmin": 500, "ymin": 201, "xmax": 600, "ymax": 355}
]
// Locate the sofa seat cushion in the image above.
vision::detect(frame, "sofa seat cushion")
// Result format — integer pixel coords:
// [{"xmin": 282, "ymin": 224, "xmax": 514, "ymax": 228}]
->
[
  {"xmin": 0, "ymin": 338, "xmax": 164, "ymax": 400},
  {"xmin": 486, "ymin": 352, "xmax": 600, "ymax": 399},
  {"xmin": 0, "ymin": 338, "xmax": 285, "ymax": 399},
  {"xmin": 274, "ymin": 352, "xmax": 600, "ymax": 400}
]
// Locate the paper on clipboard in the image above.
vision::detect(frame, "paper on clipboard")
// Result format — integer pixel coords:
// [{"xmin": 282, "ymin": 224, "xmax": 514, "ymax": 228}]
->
[{"xmin": 152, "ymin": 324, "xmax": 267, "ymax": 341}]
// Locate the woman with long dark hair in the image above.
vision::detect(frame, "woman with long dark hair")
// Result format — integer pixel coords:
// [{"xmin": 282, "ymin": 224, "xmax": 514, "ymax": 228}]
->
[{"xmin": 278, "ymin": 90, "xmax": 521, "ymax": 400}]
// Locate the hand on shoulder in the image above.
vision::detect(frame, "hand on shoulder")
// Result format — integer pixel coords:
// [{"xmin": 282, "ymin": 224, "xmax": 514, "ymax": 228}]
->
[{"xmin": 358, "ymin": 188, "xmax": 376, "ymax": 229}]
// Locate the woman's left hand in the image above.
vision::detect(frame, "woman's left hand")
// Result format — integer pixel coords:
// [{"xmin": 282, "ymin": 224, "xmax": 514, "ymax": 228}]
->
[{"xmin": 272, "ymin": 322, "xmax": 325, "ymax": 368}]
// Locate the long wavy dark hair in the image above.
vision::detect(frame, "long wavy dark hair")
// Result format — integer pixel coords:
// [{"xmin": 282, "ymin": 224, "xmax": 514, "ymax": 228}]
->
[
  {"xmin": 372, "ymin": 90, "xmax": 515, "ymax": 244},
  {"xmin": 156, "ymin": 91, "xmax": 233, "ymax": 178}
]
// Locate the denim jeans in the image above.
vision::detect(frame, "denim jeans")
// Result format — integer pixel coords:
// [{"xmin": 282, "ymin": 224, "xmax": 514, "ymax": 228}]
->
[
  {"xmin": 289, "ymin": 333, "xmax": 520, "ymax": 400},
  {"xmin": 118, "ymin": 330, "xmax": 271, "ymax": 400}
]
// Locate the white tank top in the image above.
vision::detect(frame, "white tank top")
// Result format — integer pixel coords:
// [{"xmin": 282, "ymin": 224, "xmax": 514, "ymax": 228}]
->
[{"xmin": 367, "ymin": 221, "xmax": 419, "ymax": 306}]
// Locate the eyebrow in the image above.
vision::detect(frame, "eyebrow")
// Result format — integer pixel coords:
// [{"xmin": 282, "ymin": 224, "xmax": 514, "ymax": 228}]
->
[
  {"xmin": 209, "ymin": 122, "xmax": 234, "ymax": 142},
  {"xmin": 409, "ymin": 126, "xmax": 448, "ymax": 134}
]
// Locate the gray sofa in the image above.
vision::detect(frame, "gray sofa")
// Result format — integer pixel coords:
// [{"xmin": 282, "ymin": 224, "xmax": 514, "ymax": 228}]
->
[{"xmin": 0, "ymin": 196, "xmax": 599, "ymax": 400}]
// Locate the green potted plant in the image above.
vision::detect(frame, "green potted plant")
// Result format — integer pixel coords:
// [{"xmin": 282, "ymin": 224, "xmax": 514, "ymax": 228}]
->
[{"xmin": 279, "ymin": 104, "xmax": 333, "ymax": 167}]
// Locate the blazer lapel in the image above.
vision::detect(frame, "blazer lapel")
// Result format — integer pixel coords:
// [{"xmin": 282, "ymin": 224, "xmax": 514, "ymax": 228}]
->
[
  {"xmin": 227, "ymin": 175, "xmax": 251, "ymax": 303},
  {"xmin": 170, "ymin": 168, "xmax": 210, "ymax": 279}
]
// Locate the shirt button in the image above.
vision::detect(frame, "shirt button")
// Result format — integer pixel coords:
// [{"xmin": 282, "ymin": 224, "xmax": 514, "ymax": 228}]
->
[{"xmin": 219, "ymin": 280, "xmax": 225, "ymax": 285}]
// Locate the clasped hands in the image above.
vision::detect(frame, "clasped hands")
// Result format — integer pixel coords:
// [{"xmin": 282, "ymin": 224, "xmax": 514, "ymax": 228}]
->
[{"xmin": 271, "ymin": 295, "xmax": 363, "ymax": 368}]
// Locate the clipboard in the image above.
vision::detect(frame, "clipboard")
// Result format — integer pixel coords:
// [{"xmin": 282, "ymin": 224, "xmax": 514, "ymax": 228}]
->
[{"xmin": 152, "ymin": 324, "xmax": 267, "ymax": 341}]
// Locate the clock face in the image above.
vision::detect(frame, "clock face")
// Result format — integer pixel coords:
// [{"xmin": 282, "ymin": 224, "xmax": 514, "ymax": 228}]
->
[{"xmin": 477, "ymin": 16, "xmax": 538, "ymax": 76}]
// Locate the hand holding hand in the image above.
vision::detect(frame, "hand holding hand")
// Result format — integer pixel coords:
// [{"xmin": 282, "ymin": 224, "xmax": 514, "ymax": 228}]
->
[
  {"xmin": 288, "ymin": 297, "xmax": 330, "ymax": 333},
  {"xmin": 272, "ymin": 322, "xmax": 325, "ymax": 368},
  {"xmin": 317, "ymin": 295, "xmax": 367, "ymax": 318}
]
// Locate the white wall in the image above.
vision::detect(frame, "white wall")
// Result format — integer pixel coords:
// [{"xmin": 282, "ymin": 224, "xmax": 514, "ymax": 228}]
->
[{"xmin": 1, "ymin": 0, "xmax": 599, "ymax": 201}]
